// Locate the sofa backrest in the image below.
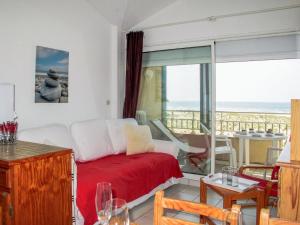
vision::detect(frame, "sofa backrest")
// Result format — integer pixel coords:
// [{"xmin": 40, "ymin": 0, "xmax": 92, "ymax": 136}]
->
[
  {"xmin": 106, "ymin": 118, "xmax": 138, "ymax": 154},
  {"xmin": 70, "ymin": 119, "xmax": 114, "ymax": 162},
  {"xmin": 70, "ymin": 118, "xmax": 138, "ymax": 162},
  {"xmin": 18, "ymin": 124, "xmax": 73, "ymax": 149},
  {"xmin": 18, "ymin": 118, "xmax": 140, "ymax": 162}
]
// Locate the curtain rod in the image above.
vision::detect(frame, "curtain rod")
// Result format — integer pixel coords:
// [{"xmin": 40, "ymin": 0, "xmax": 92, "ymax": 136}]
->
[{"xmin": 126, "ymin": 4, "xmax": 300, "ymax": 33}]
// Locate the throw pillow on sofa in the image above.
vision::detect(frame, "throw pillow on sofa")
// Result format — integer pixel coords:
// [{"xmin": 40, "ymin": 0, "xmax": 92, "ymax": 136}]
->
[
  {"xmin": 71, "ymin": 119, "xmax": 114, "ymax": 162},
  {"xmin": 124, "ymin": 124, "xmax": 155, "ymax": 155},
  {"xmin": 106, "ymin": 118, "xmax": 138, "ymax": 154}
]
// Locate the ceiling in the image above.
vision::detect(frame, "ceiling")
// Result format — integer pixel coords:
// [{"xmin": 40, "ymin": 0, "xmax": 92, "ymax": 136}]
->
[{"xmin": 86, "ymin": 0, "xmax": 177, "ymax": 31}]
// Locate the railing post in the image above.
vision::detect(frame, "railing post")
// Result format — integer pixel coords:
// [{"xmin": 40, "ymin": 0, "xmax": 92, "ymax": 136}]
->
[
  {"xmin": 171, "ymin": 111, "xmax": 174, "ymax": 131},
  {"xmin": 192, "ymin": 111, "xmax": 195, "ymax": 134}
]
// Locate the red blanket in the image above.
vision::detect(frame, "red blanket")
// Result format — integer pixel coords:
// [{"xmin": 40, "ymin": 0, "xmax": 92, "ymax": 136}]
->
[{"xmin": 76, "ymin": 152, "xmax": 183, "ymax": 225}]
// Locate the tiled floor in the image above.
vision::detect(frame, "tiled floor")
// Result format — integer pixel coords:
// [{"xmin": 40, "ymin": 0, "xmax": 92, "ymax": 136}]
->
[{"xmin": 130, "ymin": 183, "xmax": 277, "ymax": 225}]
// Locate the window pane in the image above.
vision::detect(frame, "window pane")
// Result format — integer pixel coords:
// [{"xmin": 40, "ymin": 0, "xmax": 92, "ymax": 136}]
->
[{"xmin": 138, "ymin": 46, "xmax": 212, "ymax": 176}]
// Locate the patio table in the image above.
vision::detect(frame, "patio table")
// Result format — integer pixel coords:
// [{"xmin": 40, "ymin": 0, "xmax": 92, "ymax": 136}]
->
[
  {"xmin": 200, "ymin": 178, "xmax": 266, "ymax": 225},
  {"xmin": 234, "ymin": 133, "xmax": 287, "ymax": 166}
]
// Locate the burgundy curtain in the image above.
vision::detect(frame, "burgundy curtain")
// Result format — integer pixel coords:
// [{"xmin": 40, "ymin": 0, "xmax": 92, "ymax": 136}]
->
[{"xmin": 123, "ymin": 31, "xmax": 144, "ymax": 118}]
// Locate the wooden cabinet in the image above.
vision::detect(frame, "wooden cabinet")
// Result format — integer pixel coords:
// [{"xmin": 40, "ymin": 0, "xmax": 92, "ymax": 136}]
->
[
  {"xmin": 278, "ymin": 163, "xmax": 300, "ymax": 222},
  {"xmin": 277, "ymin": 100, "xmax": 300, "ymax": 221},
  {"xmin": 0, "ymin": 141, "xmax": 72, "ymax": 225}
]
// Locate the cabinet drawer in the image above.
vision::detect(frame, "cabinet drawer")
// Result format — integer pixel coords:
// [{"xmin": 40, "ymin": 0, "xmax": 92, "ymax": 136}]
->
[{"xmin": 0, "ymin": 168, "xmax": 10, "ymax": 188}]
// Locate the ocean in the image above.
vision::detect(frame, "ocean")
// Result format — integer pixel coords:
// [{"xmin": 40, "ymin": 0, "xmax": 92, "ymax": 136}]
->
[{"xmin": 166, "ymin": 101, "xmax": 290, "ymax": 113}]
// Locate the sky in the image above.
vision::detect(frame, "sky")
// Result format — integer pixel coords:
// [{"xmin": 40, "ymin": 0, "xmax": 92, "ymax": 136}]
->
[
  {"xmin": 167, "ymin": 64, "xmax": 200, "ymax": 101},
  {"xmin": 36, "ymin": 46, "xmax": 69, "ymax": 74},
  {"xmin": 167, "ymin": 59, "xmax": 300, "ymax": 102},
  {"xmin": 216, "ymin": 59, "xmax": 300, "ymax": 102}
]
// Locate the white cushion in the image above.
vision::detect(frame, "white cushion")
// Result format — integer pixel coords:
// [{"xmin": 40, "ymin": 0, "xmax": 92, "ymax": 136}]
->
[
  {"xmin": 70, "ymin": 119, "xmax": 114, "ymax": 162},
  {"xmin": 106, "ymin": 118, "xmax": 138, "ymax": 154},
  {"xmin": 18, "ymin": 124, "xmax": 73, "ymax": 149},
  {"xmin": 124, "ymin": 124, "xmax": 154, "ymax": 155}
]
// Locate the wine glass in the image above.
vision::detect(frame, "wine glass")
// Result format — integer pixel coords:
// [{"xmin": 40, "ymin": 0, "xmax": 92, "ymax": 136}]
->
[
  {"xmin": 109, "ymin": 198, "xmax": 129, "ymax": 225},
  {"xmin": 95, "ymin": 182, "xmax": 112, "ymax": 225}
]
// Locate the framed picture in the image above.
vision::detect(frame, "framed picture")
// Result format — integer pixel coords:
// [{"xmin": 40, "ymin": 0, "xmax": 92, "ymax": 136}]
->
[{"xmin": 35, "ymin": 46, "xmax": 69, "ymax": 103}]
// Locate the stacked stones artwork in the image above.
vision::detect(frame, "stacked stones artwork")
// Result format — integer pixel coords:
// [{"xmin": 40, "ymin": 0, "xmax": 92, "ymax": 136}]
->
[{"xmin": 35, "ymin": 46, "xmax": 69, "ymax": 103}]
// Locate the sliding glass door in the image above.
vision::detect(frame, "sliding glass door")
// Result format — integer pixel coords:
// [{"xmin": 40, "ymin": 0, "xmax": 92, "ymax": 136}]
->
[{"xmin": 136, "ymin": 45, "xmax": 214, "ymax": 175}]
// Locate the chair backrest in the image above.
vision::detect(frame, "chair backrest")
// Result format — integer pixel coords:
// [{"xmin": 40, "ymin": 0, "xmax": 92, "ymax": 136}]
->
[
  {"xmin": 200, "ymin": 122, "xmax": 233, "ymax": 151},
  {"xmin": 151, "ymin": 119, "xmax": 191, "ymax": 151},
  {"xmin": 179, "ymin": 133, "xmax": 210, "ymax": 149},
  {"xmin": 260, "ymin": 208, "xmax": 300, "ymax": 225},
  {"xmin": 151, "ymin": 120, "xmax": 209, "ymax": 154},
  {"xmin": 200, "ymin": 123, "xmax": 212, "ymax": 149},
  {"xmin": 264, "ymin": 147, "xmax": 282, "ymax": 180},
  {"xmin": 154, "ymin": 191, "xmax": 241, "ymax": 225},
  {"xmin": 265, "ymin": 147, "xmax": 283, "ymax": 166}
]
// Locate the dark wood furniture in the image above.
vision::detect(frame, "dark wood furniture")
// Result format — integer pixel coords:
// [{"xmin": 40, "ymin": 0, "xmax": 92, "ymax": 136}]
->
[
  {"xmin": 277, "ymin": 162, "xmax": 300, "ymax": 222},
  {"xmin": 0, "ymin": 141, "xmax": 72, "ymax": 225},
  {"xmin": 154, "ymin": 190, "xmax": 241, "ymax": 225},
  {"xmin": 200, "ymin": 178, "xmax": 265, "ymax": 225}
]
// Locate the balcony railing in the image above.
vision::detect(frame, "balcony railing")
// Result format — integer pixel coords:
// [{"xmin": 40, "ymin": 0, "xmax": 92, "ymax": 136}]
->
[{"xmin": 163, "ymin": 110, "xmax": 290, "ymax": 135}]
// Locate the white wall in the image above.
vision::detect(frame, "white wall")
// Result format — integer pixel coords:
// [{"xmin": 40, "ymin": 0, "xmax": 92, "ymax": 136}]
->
[
  {"xmin": 114, "ymin": 0, "xmax": 300, "ymax": 114},
  {"xmin": 134, "ymin": 0, "xmax": 300, "ymax": 48},
  {"xmin": 0, "ymin": 0, "xmax": 116, "ymax": 129}
]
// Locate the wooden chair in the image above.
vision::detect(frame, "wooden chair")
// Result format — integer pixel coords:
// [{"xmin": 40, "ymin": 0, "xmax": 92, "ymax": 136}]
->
[
  {"xmin": 260, "ymin": 208, "xmax": 300, "ymax": 225},
  {"xmin": 238, "ymin": 147, "xmax": 282, "ymax": 206},
  {"xmin": 239, "ymin": 166, "xmax": 279, "ymax": 207},
  {"xmin": 154, "ymin": 190, "xmax": 241, "ymax": 225}
]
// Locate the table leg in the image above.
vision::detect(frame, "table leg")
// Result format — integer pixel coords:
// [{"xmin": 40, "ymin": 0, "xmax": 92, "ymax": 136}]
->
[
  {"xmin": 272, "ymin": 140, "xmax": 279, "ymax": 148},
  {"xmin": 239, "ymin": 138, "xmax": 244, "ymax": 167},
  {"xmin": 223, "ymin": 196, "xmax": 232, "ymax": 210},
  {"xmin": 200, "ymin": 179, "xmax": 207, "ymax": 224},
  {"xmin": 255, "ymin": 190, "xmax": 265, "ymax": 225},
  {"xmin": 245, "ymin": 139, "xmax": 250, "ymax": 165}
]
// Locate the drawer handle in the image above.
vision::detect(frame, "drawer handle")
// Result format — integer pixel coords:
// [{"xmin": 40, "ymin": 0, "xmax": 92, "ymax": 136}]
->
[
  {"xmin": 1, "ymin": 192, "xmax": 9, "ymax": 225},
  {"xmin": 1, "ymin": 192, "xmax": 7, "ymax": 198},
  {"xmin": 0, "ymin": 193, "xmax": 13, "ymax": 219},
  {"xmin": 9, "ymin": 204, "xmax": 14, "ymax": 218}
]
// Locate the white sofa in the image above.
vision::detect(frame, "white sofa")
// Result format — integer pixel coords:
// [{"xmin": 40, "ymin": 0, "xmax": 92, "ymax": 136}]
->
[{"xmin": 18, "ymin": 118, "xmax": 180, "ymax": 225}]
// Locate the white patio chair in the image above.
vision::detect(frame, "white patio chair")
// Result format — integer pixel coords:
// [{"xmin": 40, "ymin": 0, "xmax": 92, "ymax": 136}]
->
[
  {"xmin": 262, "ymin": 147, "xmax": 282, "ymax": 179},
  {"xmin": 265, "ymin": 147, "xmax": 283, "ymax": 166},
  {"xmin": 151, "ymin": 120, "xmax": 237, "ymax": 169},
  {"xmin": 200, "ymin": 123, "xmax": 237, "ymax": 168},
  {"xmin": 151, "ymin": 119, "xmax": 211, "ymax": 173},
  {"xmin": 151, "ymin": 119, "xmax": 206, "ymax": 154}
]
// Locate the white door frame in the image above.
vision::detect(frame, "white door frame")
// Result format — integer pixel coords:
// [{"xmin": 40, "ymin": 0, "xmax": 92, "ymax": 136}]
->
[{"xmin": 210, "ymin": 42, "xmax": 216, "ymax": 175}]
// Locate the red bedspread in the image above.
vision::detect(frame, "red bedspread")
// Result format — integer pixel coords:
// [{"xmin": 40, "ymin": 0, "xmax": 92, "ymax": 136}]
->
[{"xmin": 76, "ymin": 152, "xmax": 183, "ymax": 225}]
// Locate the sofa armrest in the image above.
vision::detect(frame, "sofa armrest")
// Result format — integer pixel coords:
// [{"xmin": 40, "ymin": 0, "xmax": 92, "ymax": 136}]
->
[{"xmin": 153, "ymin": 139, "xmax": 179, "ymax": 159}]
